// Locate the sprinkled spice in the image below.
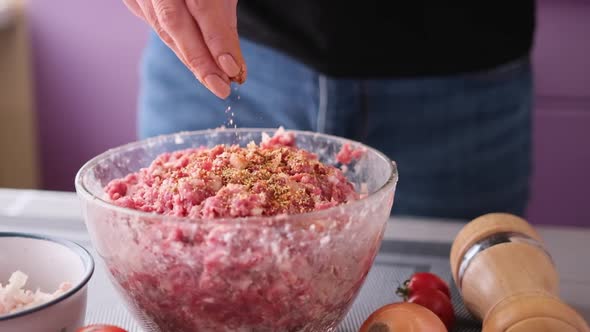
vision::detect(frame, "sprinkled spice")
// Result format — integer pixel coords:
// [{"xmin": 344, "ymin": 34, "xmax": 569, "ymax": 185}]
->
[{"xmin": 106, "ymin": 127, "xmax": 359, "ymax": 218}]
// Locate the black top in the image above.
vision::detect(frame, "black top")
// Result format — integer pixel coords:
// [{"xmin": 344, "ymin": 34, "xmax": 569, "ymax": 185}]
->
[{"xmin": 237, "ymin": 1, "xmax": 536, "ymax": 78}]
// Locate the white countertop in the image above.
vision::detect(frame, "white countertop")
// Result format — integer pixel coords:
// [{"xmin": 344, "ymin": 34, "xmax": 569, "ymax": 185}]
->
[{"xmin": 1, "ymin": 188, "xmax": 590, "ymax": 322}]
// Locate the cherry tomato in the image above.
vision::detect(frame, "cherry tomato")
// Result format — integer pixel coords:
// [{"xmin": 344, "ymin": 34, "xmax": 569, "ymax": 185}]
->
[
  {"xmin": 395, "ymin": 272, "xmax": 451, "ymax": 300},
  {"xmin": 358, "ymin": 302, "xmax": 447, "ymax": 332},
  {"xmin": 407, "ymin": 288, "xmax": 455, "ymax": 331},
  {"xmin": 76, "ymin": 325, "xmax": 127, "ymax": 332}
]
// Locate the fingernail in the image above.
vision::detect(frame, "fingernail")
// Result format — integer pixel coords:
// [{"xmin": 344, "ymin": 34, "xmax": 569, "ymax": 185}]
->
[
  {"xmin": 218, "ymin": 54, "xmax": 241, "ymax": 78},
  {"xmin": 204, "ymin": 74, "xmax": 231, "ymax": 99}
]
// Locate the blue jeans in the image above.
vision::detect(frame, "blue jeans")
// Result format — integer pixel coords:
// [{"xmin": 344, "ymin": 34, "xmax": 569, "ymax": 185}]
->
[{"xmin": 138, "ymin": 32, "xmax": 533, "ymax": 220}]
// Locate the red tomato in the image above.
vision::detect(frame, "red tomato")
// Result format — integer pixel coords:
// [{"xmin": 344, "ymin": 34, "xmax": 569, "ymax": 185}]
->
[
  {"xmin": 407, "ymin": 288, "xmax": 455, "ymax": 331},
  {"xmin": 76, "ymin": 325, "xmax": 127, "ymax": 332},
  {"xmin": 396, "ymin": 272, "xmax": 451, "ymax": 300}
]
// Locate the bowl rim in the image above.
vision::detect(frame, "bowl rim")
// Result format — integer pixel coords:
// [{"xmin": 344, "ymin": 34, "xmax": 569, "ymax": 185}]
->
[
  {"xmin": 0, "ymin": 232, "xmax": 95, "ymax": 322},
  {"xmin": 74, "ymin": 127, "xmax": 398, "ymax": 224}
]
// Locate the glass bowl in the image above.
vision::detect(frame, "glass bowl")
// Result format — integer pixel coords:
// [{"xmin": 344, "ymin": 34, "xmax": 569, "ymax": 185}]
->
[{"xmin": 75, "ymin": 128, "xmax": 398, "ymax": 332}]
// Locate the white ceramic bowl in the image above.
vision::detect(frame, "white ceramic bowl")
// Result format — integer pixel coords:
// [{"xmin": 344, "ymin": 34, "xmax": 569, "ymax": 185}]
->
[{"xmin": 0, "ymin": 232, "xmax": 94, "ymax": 332}]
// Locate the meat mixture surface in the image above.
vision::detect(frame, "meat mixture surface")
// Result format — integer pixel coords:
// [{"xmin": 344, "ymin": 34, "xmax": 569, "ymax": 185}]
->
[{"xmin": 106, "ymin": 128, "xmax": 360, "ymax": 218}]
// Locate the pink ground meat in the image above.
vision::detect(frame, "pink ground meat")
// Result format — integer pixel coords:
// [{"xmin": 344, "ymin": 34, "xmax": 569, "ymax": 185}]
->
[
  {"xmin": 336, "ymin": 143, "xmax": 366, "ymax": 165},
  {"xmin": 101, "ymin": 128, "xmax": 378, "ymax": 332},
  {"xmin": 106, "ymin": 128, "xmax": 359, "ymax": 218}
]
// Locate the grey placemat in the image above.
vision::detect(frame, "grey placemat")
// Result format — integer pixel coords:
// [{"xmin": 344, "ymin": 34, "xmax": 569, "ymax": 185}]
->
[{"xmin": 336, "ymin": 240, "xmax": 481, "ymax": 332}]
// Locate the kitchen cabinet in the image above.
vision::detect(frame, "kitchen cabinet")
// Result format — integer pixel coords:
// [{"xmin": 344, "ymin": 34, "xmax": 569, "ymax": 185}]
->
[{"xmin": 0, "ymin": 0, "xmax": 39, "ymax": 189}]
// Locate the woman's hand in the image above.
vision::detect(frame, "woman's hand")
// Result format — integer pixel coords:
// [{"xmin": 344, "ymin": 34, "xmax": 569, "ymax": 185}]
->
[{"xmin": 122, "ymin": 0, "xmax": 246, "ymax": 99}]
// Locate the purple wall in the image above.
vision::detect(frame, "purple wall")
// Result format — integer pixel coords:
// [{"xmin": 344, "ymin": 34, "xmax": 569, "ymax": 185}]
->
[
  {"xmin": 29, "ymin": 0, "xmax": 147, "ymax": 192},
  {"xmin": 28, "ymin": 0, "xmax": 590, "ymax": 226},
  {"xmin": 527, "ymin": 0, "xmax": 590, "ymax": 226}
]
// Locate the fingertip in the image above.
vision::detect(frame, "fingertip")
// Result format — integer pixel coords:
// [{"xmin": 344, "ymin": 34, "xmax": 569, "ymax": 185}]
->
[
  {"xmin": 204, "ymin": 74, "xmax": 231, "ymax": 99},
  {"xmin": 231, "ymin": 63, "xmax": 247, "ymax": 84}
]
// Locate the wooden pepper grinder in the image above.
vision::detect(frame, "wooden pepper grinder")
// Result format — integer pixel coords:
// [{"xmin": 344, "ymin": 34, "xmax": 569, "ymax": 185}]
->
[{"xmin": 450, "ymin": 212, "xmax": 590, "ymax": 332}]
